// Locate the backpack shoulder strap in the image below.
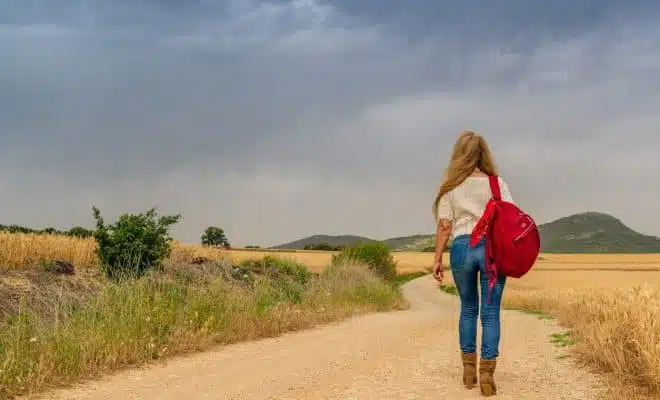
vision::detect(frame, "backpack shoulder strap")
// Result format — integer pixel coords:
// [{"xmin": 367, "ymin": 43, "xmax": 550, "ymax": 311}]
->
[{"xmin": 488, "ymin": 175, "xmax": 502, "ymax": 201}]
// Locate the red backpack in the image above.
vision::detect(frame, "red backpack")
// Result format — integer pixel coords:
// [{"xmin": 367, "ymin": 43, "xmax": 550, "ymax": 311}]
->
[{"xmin": 470, "ymin": 175, "xmax": 540, "ymax": 302}]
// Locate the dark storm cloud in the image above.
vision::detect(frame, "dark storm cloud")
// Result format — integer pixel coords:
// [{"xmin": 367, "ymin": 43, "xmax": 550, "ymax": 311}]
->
[{"xmin": 1, "ymin": 0, "xmax": 659, "ymax": 246}]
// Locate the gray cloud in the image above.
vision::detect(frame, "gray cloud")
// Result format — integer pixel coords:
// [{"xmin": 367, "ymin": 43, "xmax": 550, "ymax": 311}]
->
[{"xmin": 2, "ymin": 0, "xmax": 659, "ymax": 246}]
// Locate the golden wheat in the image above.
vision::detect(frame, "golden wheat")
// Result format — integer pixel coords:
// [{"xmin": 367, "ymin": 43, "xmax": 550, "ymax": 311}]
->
[{"xmin": 0, "ymin": 231, "xmax": 98, "ymax": 268}]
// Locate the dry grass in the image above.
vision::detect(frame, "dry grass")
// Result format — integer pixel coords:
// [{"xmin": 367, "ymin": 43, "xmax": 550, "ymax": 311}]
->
[{"xmin": 506, "ymin": 286, "xmax": 660, "ymax": 399}]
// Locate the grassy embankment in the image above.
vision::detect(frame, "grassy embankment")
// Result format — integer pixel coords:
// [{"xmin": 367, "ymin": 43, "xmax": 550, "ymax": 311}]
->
[{"xmin": 0, "ymin": 232, "xmax": 415, "ymax": 399}]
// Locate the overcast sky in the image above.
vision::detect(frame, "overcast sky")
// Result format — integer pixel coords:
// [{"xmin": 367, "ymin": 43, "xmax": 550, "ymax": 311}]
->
[{"xmin": 2, "ymin": 0, "xmax": 659, "ymax": 246}]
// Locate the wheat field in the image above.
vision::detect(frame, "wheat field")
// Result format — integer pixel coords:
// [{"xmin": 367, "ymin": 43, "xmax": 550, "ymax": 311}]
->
[
  {"xmin": 3, "ymin": 230, "xmax": 660, "ymax": 272},
  {"xmin": 1, "ymin": 231, "xmax": 659, "ymax": 397},
  {"xmin": 438, "ymin": 257, "xmax": 660, "ymax": 398}
]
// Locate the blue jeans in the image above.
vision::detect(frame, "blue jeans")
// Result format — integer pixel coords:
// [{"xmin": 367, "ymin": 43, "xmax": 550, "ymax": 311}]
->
[{"xmin": 450, "ymin": 234, "xmax": 506, "ymax": 360}]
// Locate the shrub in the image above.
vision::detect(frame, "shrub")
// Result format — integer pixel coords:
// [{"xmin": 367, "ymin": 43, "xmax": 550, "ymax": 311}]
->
[
  {"xmin": 331, "ymin": 242, "xmax": 397, "ymax": 281},
  {"xmin": 318, "ymin": 260, "xmax": 404, "ymax": 308},
  {"xmin": 237, "ymin": 256, "xmax": 311, "ymax": 284},
  {"xmin": 92, "ymin": 206, "xmax": 181, "ymax": 279}
]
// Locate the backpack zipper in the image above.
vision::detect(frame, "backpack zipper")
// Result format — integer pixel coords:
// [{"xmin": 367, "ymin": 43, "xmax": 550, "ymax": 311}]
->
[{"xmin": 513, "ymin": 217, "xmax": 534, "ymax": 242}]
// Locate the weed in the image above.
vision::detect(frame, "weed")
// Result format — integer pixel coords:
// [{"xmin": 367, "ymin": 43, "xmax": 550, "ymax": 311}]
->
[
  {"xmin": 439, "ymin": 284, "xmax": 458, "ymax": 296},
  {"xmin": 550, "ymin": 331, "xmax": 576, "ymax": 347},
  {"xmin": 519, "ymin": 309, "xmax": 553, "ymax": 320}
]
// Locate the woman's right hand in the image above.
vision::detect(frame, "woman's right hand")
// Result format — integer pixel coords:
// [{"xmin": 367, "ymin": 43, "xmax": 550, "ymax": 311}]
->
[{"xmin": 432, "ymin": 261, "xmax": 444, "ymax": 283}]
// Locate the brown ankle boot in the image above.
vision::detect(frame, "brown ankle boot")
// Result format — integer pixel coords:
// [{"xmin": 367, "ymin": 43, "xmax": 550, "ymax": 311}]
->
[
  {"xmin": 461, "ymin": 352, "xmax": 477, "ymax": 389},
  {"xmin": 479, "ymin": 358, "xmax": 497, "ymax": 396}
]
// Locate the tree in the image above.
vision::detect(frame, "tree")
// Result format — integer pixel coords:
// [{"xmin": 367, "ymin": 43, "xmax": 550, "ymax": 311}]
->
[{"xmin": 201, "ymin": 226, "xmax": 230, "ymax": 248}]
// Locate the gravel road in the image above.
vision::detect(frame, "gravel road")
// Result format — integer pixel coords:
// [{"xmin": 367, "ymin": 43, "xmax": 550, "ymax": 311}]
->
[{"xmin": 28, "ymin": 275, "xmax": 604, "ymax": 400}]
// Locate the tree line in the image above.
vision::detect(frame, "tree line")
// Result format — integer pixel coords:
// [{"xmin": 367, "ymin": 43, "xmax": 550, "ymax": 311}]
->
[
  {"xmin": 0, "ymin": 222, "xmax": 234, "ymax": 248},
  {"xmin": 0, "ymin": 224, "xmax": 95, "ymax": 238}
]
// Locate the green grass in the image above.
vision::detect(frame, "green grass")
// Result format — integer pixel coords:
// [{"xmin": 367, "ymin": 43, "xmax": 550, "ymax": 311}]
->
[
  {"xmin": 0, "ymin": 260, "xmax": 404, "ymax": 398},
  {"xmin": 550, "ymin": 331, "xmax": 576, "ymax": 347},
  {"xmin": 519, "ymin": 309, "xmax": 554, "ymax": 320},
  {"xmin": 439, "ymin": 284, "xmax": 458, "ymax": 295},
  {"xmin": 392, "ymin": 271, "xmax": 429, "ymax": 286}
]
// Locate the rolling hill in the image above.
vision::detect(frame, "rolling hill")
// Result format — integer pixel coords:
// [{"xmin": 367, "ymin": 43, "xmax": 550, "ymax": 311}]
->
[
  {"xmin": 538, "ymin": 212, "xmax": 660, "ymax": 253},
  {"xmin": 382, "ymin": 234, "xmax": 436, "ymax": 250},
  {"xmin": 270, "ymin": 234, "xmax": 376, "ymax": 250},
  {"xmin": 272, "ymin": 212, "xmax": 660, "ymax": 253},
  {"xmin": 271, "ymin": 233, "xmax": 438, "ymax": 251}
]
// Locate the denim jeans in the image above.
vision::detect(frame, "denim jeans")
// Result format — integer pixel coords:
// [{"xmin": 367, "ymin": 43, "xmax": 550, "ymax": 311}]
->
[{"xmin": 450, "ymin": 234, "xmax": 506, "ymax": 360}]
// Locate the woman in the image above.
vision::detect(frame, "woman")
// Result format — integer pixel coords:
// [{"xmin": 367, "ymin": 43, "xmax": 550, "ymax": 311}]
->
[{"xmin": 431, "ymin": 131, "xmax": 514, "ymax": 397}]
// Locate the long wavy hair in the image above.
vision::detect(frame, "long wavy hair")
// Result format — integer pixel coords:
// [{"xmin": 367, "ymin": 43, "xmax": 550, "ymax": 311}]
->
[{"xmin": 432, "ymin": 131, "xmax": 498, "ymax": 220}]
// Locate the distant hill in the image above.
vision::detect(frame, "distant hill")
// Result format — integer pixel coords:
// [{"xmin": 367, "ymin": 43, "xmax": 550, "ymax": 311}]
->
[
  {"xmin": 271, "ymin": 233, "xmax": 441, "ymax": 251},
  {"xmin": 273, "ymin": 212, "xmax": 660, "ymax": 254},
  {"xmin": 539, "ymin": 212, "xmax": 660, "ymax": 253},
  {"xmin": 270, "ymin": 234, "xmax": 376, "ymax": 250},
  {"xmin": 382, "ymin": 234, "xmax": 436, "ymax": 250}
]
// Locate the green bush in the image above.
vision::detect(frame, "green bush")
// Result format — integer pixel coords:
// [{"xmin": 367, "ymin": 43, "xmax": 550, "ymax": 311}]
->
[
  {"xmin": 237, "ymin": 256, "xmax": 311, "ymax": 284},
  {"xmin": 92, "ymin": 206, "xmax": 181, "ymax": 279},
  {"xmin": 331, "ymin": 242, "xmax": 397, "ymax": 281}
]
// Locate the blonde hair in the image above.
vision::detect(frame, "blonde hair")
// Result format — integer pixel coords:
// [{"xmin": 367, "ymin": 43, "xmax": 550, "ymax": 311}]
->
[{"xmin": 432, "ymin": 131, "xmax": 498, "ymax": 220}]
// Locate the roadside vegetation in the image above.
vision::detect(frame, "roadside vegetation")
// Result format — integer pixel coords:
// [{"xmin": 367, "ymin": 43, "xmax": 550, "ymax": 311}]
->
[{"xmin": 0, "ymin": 207, "xmax": 408, "ymax": 399}]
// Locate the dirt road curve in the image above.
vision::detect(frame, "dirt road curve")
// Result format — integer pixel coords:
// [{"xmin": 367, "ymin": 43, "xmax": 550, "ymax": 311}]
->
[{"xmin": 29, "ymin": 276, "xmax": 604, "ymax": 400}]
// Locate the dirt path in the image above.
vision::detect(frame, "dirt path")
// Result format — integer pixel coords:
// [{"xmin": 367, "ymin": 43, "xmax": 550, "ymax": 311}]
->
[{"xmin": 27, "ymin": 276, "xmax": 604, "ymax": 400}]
